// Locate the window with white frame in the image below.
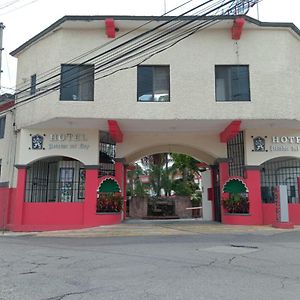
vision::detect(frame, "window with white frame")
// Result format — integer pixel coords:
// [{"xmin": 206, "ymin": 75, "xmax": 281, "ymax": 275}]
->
[
  {"xmin": 60, "ymin": 64, "xmax": 94, "ymax": 101},
  {"xmin": 215, "ymin": 65, "xmax": 250, "ymax": 101},
  {"xmin": 137, "ymin": 65, "xmax": 170, "ymax": 102}
]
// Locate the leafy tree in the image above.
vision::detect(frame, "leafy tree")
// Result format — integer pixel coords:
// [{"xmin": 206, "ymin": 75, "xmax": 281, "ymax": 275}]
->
[{"xmin": 170, "ymin": 153, "xmax": 200, "ymax": 182}]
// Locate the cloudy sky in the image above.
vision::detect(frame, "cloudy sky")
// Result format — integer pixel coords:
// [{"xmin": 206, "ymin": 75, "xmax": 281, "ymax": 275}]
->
[{"xmin": 1, "ymin": 0, "xmax": 299, "ymax": 92}]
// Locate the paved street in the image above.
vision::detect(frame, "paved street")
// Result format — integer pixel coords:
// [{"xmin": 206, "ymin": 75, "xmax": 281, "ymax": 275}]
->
[{"xmin": 1, "ymin": 221, "xmax": 300, "ymax": 300}]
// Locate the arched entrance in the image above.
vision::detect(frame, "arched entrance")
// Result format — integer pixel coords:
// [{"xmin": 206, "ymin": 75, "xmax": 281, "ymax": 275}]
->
[{"xmin": 124, "ymin": 150, "xmax": 215, "ymax": 222}]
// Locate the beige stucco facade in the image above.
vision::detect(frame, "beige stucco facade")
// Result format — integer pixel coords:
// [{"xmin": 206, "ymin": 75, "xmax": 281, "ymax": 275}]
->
[
  {"xmin": 12, "ymin": 18, "xmax": 300, "ymax": 128},
  {"xmin": 245, "ymin": 129, "xmax": 300, "ymax": 166},
  {"xmin": 1, "ymin": 15, "xmax": 300, "ymax": 189}
]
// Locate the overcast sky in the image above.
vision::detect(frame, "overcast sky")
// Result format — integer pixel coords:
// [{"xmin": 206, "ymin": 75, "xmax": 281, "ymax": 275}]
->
[{"xmin": 1, "ymin": 0, "xmax": 299, "ymax": 92}]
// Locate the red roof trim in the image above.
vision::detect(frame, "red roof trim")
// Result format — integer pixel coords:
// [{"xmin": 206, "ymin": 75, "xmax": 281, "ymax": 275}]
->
[
  {"xmin": 105, "ymin": 18, "xmax": 116, "ymax": 38},
  {"xmin": 219, "ymin": 120, "xmax": 241, "ymax": 143},
  {"xmin": 0, "ymin": 100, "xmax": 15, "ymax": 113},
  {"xmin": 231, "ymin": 17, "xmax": 245, "ymax": 40},
  {"xmin": 108, "ymin": 120, "xmax": 123, "ymax": 143}
]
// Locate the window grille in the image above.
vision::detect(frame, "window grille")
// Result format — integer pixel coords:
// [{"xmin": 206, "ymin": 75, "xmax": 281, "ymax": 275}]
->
[
  {"xmin": 99, "ymin": 131, "xmax": 116, "ymax": 177},
  {"xmin": 261, "ymin": 157, "xmax": 300, "ymax": 203},
  {"xmin": 227, "ymin": 131, "xmax": 245, "ymax": 177},
  {"xmin": 25, "ymin": 158, "xmax": 85, "ymax": 202}
]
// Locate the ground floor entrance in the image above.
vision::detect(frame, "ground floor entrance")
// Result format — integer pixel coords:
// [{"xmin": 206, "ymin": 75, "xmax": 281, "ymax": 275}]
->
[{"xmin": 1, "ymin": 123, "xmax": 300, "ymax": 231}]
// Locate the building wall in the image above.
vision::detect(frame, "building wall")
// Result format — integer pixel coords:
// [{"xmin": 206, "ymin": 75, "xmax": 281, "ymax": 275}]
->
[
  {"xmin": 13, "ymin": 23, "xmax": 300, "ymax": 129},
  {"xmin": 245, "ymin": 129, "xmax": 300, "ymax": 166},
  {"xmin": 16, "ymin": 128, "xmax": 99, "ymax": 165},
  {"xmin": 117, "ymin": 132, "xmax": 225, "ymax": 164},
  {"xmin": 0, "ymin": 111, "xmax": 16, "ymax": 185}
]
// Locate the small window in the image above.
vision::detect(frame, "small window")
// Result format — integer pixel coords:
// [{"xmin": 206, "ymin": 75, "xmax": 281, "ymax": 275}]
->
[
  {"xmin": 0, "ymin": 159, "xmax": 2, "ymax": 179},
  {"xmin": 137, "ymin": 65, "xmax": 170, "ymax": 102},
  {"xmin": 215, "ymin": 65, "xmax": 250, "ymax": 101},
  {"xmin": 60, "ymin": 64, "xmax": 94, "ymax": 101},
  {"xmin": 30, "ymin": 74, "xmax": 37, "ymax": 95},
  {"xmin": 0, "ymin": 116, "xmax": 5, "ymax": 139}
]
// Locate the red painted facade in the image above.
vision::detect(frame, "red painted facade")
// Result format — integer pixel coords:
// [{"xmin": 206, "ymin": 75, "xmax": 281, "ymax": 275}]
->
[
  {"xmin": 2, "ymin": 157, "xmax": 299, "ymax": 231},
  {"xmin": 220, "ymin": 163, "xmax": 264, "ymax": 225},
  {"xmin": 5, "ymin": 165, "xmax": 122, "ymax": 232},
  {"xmin": 0, "ymin": 187, "xmax": 10, "ymax": 229}
]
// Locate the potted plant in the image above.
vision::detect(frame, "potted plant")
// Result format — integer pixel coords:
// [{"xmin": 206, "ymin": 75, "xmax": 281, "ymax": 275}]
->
[
  {"xmin": 97, "ymin": 192, "xmax": 123, "ymax": 213},
  {"xmin": 223, "ymin": 192, "xmax": 249, "ymax": 214},
  {"xmin": 222, "ymin": 179, "xmax": 249, "ymax": 214}
]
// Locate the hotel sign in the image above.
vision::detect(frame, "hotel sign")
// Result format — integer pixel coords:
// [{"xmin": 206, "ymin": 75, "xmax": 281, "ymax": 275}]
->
[
  {"xmin": 270, "ymin": 136, "xmax": 300, "ymax": 152},
  {"xmin": 252, "ymin": 136, "xmax": 300, "ymax": 152},
  {"xmin": 29, "ymin": 133, "xmax": 90, "ymax": 150}
]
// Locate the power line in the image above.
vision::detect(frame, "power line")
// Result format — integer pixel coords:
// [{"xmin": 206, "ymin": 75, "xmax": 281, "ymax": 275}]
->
[
  {"xmin": 0, "ymin": 0, "xmax": 40, "ymax": 16},
  {"xmin": 13, "ymin": 0, "xmax": 222, "ymax": 101},
  {"xmin": 0, "ymin": 0, "xmax": 260, "ymax": 117},
  {"xmin": 10, "ymin": 0, "xmax": 195, "ymax": 94}
]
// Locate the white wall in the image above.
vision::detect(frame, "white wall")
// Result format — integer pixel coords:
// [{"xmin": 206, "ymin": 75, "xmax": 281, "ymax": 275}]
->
[
  {"xmin": 0, "ymin": 111, "xmax": 16, "ymax": 185},
  {"xmin": 117, "ymin": 132, "xmax": 226, "ymax": 164},
  {"xmin": 17, "ymin": 128, "xmax": 99, "ymax": 166},
  {"xmin": 245, "ymin": 129, "xmax": 300, "ymax": 166},
  {"xmin": 12, "ymin": 21, "xmax": 300, "ymax": 129}
]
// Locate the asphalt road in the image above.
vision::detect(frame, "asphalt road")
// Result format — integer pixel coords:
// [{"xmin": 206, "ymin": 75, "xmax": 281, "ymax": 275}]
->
[{"xmin": 1, "ymin": 230, "xmax": 300, "ymax": 300}]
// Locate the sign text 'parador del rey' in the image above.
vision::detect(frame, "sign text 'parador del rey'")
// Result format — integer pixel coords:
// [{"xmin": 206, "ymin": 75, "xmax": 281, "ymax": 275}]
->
[
  {"xmin": 30, "ymin": 133, "xmax": 90, "ymax": 150},
  {"xmin": 252, "ymin": 136, "xmax": 300, "ymax": 152}
]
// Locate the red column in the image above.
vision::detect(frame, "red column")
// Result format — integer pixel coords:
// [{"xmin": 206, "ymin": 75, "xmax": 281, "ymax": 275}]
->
[
  {"xmin": 244, "ymin": 167, "xmax": 263, "ymax": 225},
  {"xmin": 13, "ymin": 166, "xmax": 27, "ymax": 228},
  {"xmin": 218, "ymin": 160, "xmax": 229, "ymax": 188},
  {"xmin": 83, "ymin": 167, "xmax": 99, "ymax": 226},
  {"xmin": 115, "ymin": 160, "xmax": 126, "ymax": 220},
  {"xmin": 297, "ymin": 177, "xmax": 300, "ymax": 202}
]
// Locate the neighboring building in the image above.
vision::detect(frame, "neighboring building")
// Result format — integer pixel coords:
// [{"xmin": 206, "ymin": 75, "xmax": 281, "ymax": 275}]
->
[
  {"xmin": 1, "ymin": 14, "xmax": 300, "ymax": 231},
  {"xmin": 0, "ymin": 93, "xmax": 15, "ymax": 229}
]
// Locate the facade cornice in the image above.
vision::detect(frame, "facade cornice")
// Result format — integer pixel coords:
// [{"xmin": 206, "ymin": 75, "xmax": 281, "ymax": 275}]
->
[{"xmin": 10, "ymin": 15, "xmax": 300, "ymax": 57}]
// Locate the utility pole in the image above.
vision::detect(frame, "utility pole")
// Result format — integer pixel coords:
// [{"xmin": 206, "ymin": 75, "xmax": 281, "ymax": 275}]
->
[{"xmin": 0, "ymin": 23, "xmax": 5, "ymax": 91}]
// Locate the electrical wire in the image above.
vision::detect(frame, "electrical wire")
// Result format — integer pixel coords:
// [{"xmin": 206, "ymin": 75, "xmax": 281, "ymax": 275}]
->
[
  {"xmin": 12, "ymin": 0, "xmax": 222, "ymax": 100},
  {"xmin": 13, "ymin": 0, "xmax": 217, "ymax": 97},
  {"xmin": 0, "ymin": 0, "xmax": 260, "ymax": 117},
  {"xmin": 8, "ymin": 0, "xmax": 195, "ymax": 94},
  {"xmin": 0, "ymin": 0, "xmax": 40, "ymax": 16},
  {"xmin": 0, "ymin": 0, "xmax": 249, "ymax": 115}
]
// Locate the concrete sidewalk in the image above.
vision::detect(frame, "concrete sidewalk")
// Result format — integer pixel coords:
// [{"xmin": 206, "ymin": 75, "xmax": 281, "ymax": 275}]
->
[
  {"xmin": 4, "ymin": 219, "xmax": 294, "ymax": 238},
  {"xmin": 2, "ymin": 219, "xmax": 299, "ymax": 238}
]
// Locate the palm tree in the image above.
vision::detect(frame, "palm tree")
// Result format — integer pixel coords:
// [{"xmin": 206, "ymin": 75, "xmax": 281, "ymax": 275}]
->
[
  {"xmin": 170, "ymin": 153, "xmax": 200, "ymax": 196},
  {"xmin": 127, "ymin": 163, "xmax": 144, "ymax": 198}
]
